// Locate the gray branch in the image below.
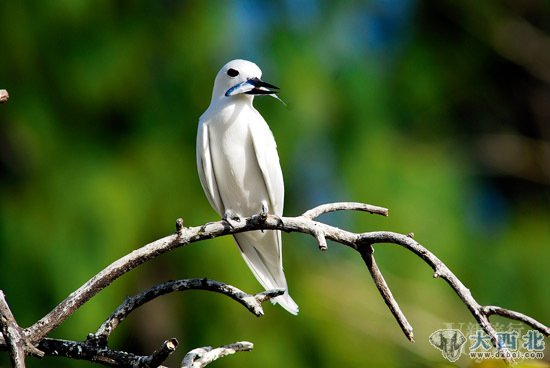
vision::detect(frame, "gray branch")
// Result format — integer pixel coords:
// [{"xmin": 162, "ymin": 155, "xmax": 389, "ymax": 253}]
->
[
  {"xmin": 92, "ymin": 278, "xmax": 284, "ymax": 342},
  {"xmin": 3, "ymin": 279, "xmax": 279, "ymax": 367},
  {"xmin": 301, "ymin": 201, "xmax": 389, "ymax": 219},
  {"xmin": 0, "ymin": 291, "xmax": 27, "ymax": 367},
  {"xmin": 359, "ymin": 243, "xmax": 414, "ymax": 342},
  {"xmin": 181, "ymin": 341, "xmax": 254, "ymax": 368},
  {"xmin": 0, "ymin": 202, "xmax": 548, "ymax": 367}
]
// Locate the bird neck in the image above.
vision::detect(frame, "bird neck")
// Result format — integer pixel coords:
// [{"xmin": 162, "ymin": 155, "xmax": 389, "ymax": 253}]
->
[
  {"xmin": 204, "ymin": 97, "xmax": 256, "ymax": 123},
  {"xmin": 211, "ymin": 94, "xmax": 255, "ymax": 108}
]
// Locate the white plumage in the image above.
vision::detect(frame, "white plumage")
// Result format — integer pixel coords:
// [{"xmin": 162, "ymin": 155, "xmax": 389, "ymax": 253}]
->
[{"xmin": 196, "ymin": 59, "xmax": 298, "ymax": 315}]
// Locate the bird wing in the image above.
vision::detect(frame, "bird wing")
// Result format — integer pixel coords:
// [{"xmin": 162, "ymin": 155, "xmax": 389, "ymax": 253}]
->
[
  {"xmin": 196, "ymin": 120, "xmax": 224, "ymax": 215},
  {"xmin": 238, "ymin": 111, "xmax": 299, "ymax": 315},
  {"xmin": 249, "ymin": 112, "xmax": 285, "ymax": 216}
]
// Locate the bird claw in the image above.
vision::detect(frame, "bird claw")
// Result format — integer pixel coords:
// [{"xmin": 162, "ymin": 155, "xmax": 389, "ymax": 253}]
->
[
  {"xmin": 259, "ymin": 203, "xmax": 268, "ymax": 220},
  {"xmin": 257, "ymin": 204, "xmax": 270, "ymax": 233},
  {"xmin": 255, "ymin": 204, "xmax": 284, "ymax": 232},
  {"xmin": 222, "ymin": 210, "xmax": 241, "ymax": 228}
]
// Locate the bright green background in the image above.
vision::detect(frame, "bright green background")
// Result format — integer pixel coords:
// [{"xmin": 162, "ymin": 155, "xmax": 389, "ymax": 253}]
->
[{"xmin": 0, "ymin": 1, "xmax": 548, "ymax": 367}]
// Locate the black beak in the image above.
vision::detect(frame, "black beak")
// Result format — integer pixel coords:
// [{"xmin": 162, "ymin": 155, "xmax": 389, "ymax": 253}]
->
[
  {"xmin": 244, "ymin": 78, "xmax": 280, "ymax": 95},
  {"xmin": 225, "ymin": 77, "xmax": 281, "ymax": 97}
]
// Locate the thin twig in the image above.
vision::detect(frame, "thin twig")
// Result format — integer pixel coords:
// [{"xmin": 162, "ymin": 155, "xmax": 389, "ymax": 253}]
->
[
  {"xmin": 302, "ymin": 201, "xmax": 389, "ymax": 219},
  {"xmin": 312, "ymin": 228, "xmax": 328, "ymax": 250},
  {"xmin": 138, "ymin": 338, "xmax": 178, "ymax": 368},
  {"xmin": 482, "ymin": 306, "xmax": 550, "ymax": 335},
  {"xmin": 181, "ymin": 341, "xmax": 254, "ymax": 368},
  {"xmin": 358, "ymin": 244, "xmax": 414, "ymax": 342}
]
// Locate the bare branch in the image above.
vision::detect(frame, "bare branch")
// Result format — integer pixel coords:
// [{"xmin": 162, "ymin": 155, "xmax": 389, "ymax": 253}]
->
[
  {"xmin": 358, "ymin": 244, "xmax": 414, "ymax": 342},
  {"xmin": 24, "ymin": 232, "xmax": 188, "ymax": 343},
  {"xmin": 482, "ymin": 306, "xmax": 550, "ymax": 335},
  {"xmin": 181, "ymin": 341, "xmax": 253, "ymax": 368},
  {"xmin": 302, "ymin": 201, "xmax": 388, "ymax": 219},
  {"xmin": 36, "ymin": 337, "xmax": 177, "ymax": 367},
  {"xmin": 24, "ymin": 209, "xmax": 363, "ymax": 343},
  {"xmin": 0, "ymin": 292, "xmax": 27, "ymax": 367},
  {"xmin": 26, "ymin": 276, "xmax": 279, "ymax": 367},
  {"xmin": 355, "ymin": 231, "xmax": 523, "ymax": 363},
  {"xmin": 312, "ymin": 228, "xmax": 328, "ymax": 250},
  {"xmin": 254, "ymin": 289, "xmax": 286, "ymax": 304},
  {"xmin": 1, "ymin": 291, "xmax": 44, "ymax": 367},
  {"xmin": 93, "ymin": 279, "xmax": 284, "ymax": 341},
  {"xmin": 138, "ymin": 338, "xmax": 178, "ymax": 368},
  {"xmin": 0, "ymin": 202, "xmax": 545, "ymax": 366}
]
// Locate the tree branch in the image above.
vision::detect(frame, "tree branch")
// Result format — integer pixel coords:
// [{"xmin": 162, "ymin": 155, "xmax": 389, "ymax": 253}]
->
[
  {"xmin": 358, "ymin": 244, "xmax": 414, "ymax": 342},
  {"xmin": 1, "ymin": 291, "xmax": 44, "ymax": 368},
  {"xmin": 0, "ymin": 291, "xmax": 27, "ymax": 368},
  {"xmin": 181, "ymin": 341, "xmax": 254, "ymax": 368},
  {"xmin": 482, "ymin": 306, "xmax": 550, "ymax": 333},
  {"xmin": 36, "ymin": 337, "xmax": 177, "ymax": 367},
  {"xmin": 10, "ymin": 279, "xmax": 279, "ymax": 367},
  {"xmin": 0, "ymin": 202, "xmax": 547, "ymax": 366},
  {"xmin": 23, "ymin": 202, "xmax": 385, "ymax": 343},
  {"xmin": 355, "ymin": 231, "xmax": 549, "ymax": 363},
  {"xmin": 92, "ymin": 278, "xmax": 284, "ymax": 342},
  {"xmin": 301, "ymin": 201, "xmax": 389, "ymax": 219}
]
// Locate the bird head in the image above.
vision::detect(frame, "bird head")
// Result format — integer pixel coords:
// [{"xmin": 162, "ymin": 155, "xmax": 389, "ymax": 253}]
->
[{"xmin": 211, "ymin": 59, "xmax": 280, "ymax": 102}]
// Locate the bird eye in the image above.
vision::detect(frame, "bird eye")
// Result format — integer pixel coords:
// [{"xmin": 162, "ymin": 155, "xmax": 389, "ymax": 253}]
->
[{"xmin": 227, "ymin": 68, "xmax": 239, "ymax": 77}]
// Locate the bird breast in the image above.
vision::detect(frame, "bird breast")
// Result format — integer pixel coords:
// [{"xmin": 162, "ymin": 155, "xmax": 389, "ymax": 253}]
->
[{"xmin": 207, "ymin": 104, "xmax": 268, "ymax": 216}]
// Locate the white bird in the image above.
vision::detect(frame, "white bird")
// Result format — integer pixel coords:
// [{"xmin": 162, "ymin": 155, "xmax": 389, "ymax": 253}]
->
[{"xmin": 196, "ymin": 59, "xmax": 298, "ymax": 315}]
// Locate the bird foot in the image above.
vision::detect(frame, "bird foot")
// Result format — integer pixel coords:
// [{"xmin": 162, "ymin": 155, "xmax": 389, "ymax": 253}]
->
[
  {"xmin": 222, "ymin": 210, "xmax": 241, "ymax": 228},
  {"xmin": 259, "ymin": 203, "xmax": 268, "ymax": 220},
  {"xmin": 256, "ymin": 203, "xmax": 284, "ymax": 230},
  {"xmin": 257, "ymin": 204, "xmax": 269, "ymax": 233}
]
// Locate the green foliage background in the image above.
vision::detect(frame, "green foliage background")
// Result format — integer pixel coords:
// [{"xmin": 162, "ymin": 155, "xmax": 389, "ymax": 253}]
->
[{"xmin": 0, "ymin": 1, "xmax": 548, "ymax": 367}]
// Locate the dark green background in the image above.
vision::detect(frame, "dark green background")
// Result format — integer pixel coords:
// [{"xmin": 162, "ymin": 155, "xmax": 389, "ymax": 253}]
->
[{"xmin": 1, "ymin": 1, "xmax": 548, "ymax": 367}]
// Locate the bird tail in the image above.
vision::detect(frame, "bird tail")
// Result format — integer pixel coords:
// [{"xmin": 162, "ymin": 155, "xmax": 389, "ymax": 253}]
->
[{"xmin": 233, "ymin": 230, "xmax": 299, "ymax": 315}]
